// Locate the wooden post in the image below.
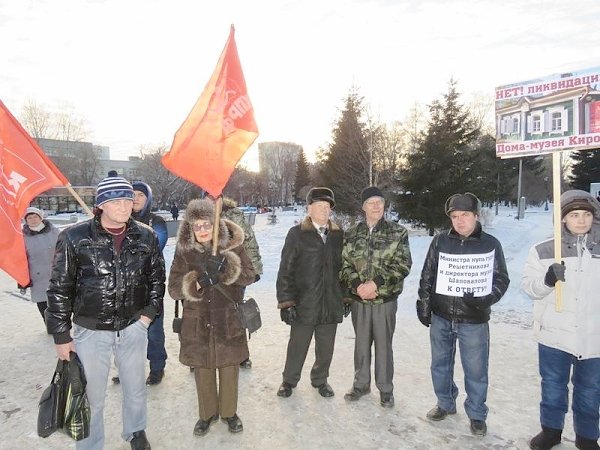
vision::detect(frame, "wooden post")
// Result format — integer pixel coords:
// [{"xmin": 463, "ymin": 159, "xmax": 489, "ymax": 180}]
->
[
  {"xmin": 65, "ymin": 184, "xmax": 94, "ymax": 217},
  {"xmin": 211, "ymin": 196, "xmax": 223, "ymax": 256},
  {"xmin": 552, "ymin": 152, "xmax": 562, "ymax": 311}
]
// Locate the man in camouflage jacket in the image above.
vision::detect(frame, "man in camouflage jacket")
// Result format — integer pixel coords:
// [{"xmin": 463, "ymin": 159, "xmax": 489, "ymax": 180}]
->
[{"xmin": 340, "ymin": 186, "xmax": 412, "ymax": 408}]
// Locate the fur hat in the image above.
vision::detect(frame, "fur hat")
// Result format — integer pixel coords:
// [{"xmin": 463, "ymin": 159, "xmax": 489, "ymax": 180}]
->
[
  {"xmin": 24, "ymin": 206, "xmax": 44, "ymax": 219},
  {"xmin": 561, "ymin": 189, "xmax": 597, "ymax": 218},
  {"xmin": 361, "ymin": 186, "xmax": 384, "ymax": 204},
  {"xmin": 96, "ymin": 171, "xmax": 134, "ymax": 207},
  {"xmin": 445, "ymin": 192, "xmax": 481, "ymax": 216},
  {"xmin": 184, "ymin": 198, "xmax": 215, "ymax": 224},
  {"xmin": 306, "ymin": 187, "xmax": 335, "ymax": 207}
]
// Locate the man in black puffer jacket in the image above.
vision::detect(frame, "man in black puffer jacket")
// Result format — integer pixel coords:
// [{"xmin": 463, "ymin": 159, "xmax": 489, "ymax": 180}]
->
[
  {"xmin": 416, "ymin": 193, "xmax": 509, "ymax": 438},
  {"xmin": 276, "ymin": 187, "xmax": 345, "ymax": 399},
  {"xmin": 46, "ymin": 172, "xmax": 165, "ymax": 450}
]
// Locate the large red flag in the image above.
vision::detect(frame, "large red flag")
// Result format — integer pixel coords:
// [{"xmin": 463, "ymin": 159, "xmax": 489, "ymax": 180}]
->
[
  {"xmin": 0, "ymin": 100, "xmax": 68, "ymax": 286},
  {"xmin": 162, "ymin": 25, "xmax": 258, "ymax": 197}
]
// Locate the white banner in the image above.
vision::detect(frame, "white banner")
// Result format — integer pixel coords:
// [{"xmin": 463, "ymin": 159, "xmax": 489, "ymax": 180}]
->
[{"xmin": 435, "ymin": 250, "xmax": 495, "ymax": 297}]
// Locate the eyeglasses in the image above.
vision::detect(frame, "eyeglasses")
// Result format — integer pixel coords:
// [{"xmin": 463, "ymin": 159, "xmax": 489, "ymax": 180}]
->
[{"xmin": 192, "ymin": 222, "xmax": 213, "ymax": 232}]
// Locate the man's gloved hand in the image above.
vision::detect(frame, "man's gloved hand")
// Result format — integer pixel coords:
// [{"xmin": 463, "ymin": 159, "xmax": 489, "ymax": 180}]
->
[
  {"xmin": 280, "ymin": 306, "xmax": 297, "ymax": 325},
  {"xmin": 416, "ymin": 300, "xmax": 431, "ymax": 327},
  {"xmin": 343, "ymin": 303, "xmax": 351, "ymax": 318},
  {"xmin": 462, "ymin": 291, "xmax": 478, "ymax": 308},
  {"xmin": 254, "ymin": 274, "xmax": 261, "ymax": 283},
  {"xmin": 197, "ymin": 270, "xmax": 219, "ymax": 289},
  {"xmin": 544, "ymin": 262, "xmax": 566, "ymax": 287},
  {"xmin": 207, "ymin": 254, "xmax": 227, "ymax": 275},
  {"xmin": 19, "ymin": 288, "xmax": 27, "ymax": 295}
]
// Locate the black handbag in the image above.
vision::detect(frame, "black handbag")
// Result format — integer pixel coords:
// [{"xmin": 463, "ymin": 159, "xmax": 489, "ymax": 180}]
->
[
  {"xmin": 215, "ymin": 285, "xmax": 262, "ymax": 338},
  {"xmin": 38, "ymin": 359, "xmax": 66, "ymax": 438},
  {"xmin": 236, "ymin": 297, "xmax": 262, "ymax": 335},
  {"xmin": 172, "ymin": 300, "xmax": 183, "ymax": 333}
]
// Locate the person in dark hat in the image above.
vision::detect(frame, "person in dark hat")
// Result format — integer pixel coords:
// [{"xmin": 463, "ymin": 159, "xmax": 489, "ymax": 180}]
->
[
  {"xmin": 340, "ymin": 186, "xmax": 412, "ymax": 408},
  {"xmin": 112, "ymin": 181, "xmax": 169, "ymax": 386},
  {"xmin": 416, "ymin": 192, "xmax": 509, "ymax": 437},
  {"xmin": 276, "ymin": 187, "xmax": 346, "ymax": 399},
  {"xmin": 522, "ymin": 190, "xmax": 600, "ymax": 450},
  {"xmin": 46, "ymin": 171, "xmax": 165, "ymax": 449}
]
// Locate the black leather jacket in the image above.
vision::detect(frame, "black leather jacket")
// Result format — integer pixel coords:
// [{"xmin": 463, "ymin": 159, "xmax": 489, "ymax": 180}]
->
[
  {"xmin": 417, "ymin": 223, "xmax": 510, "ymax": 324},
  {"xmin": 46, "ymin": 215, "xmax": 165, "ymax": 344}
]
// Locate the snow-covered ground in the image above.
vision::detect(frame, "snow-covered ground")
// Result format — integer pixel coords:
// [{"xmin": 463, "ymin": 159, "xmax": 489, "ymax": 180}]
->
[{"xmin": 0, "ymin": 205, "xmax": 582, "ymax": 449}]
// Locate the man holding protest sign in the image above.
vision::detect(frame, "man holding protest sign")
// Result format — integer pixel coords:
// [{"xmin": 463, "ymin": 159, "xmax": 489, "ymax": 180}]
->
[{"xmin": 416, "ymin": 192, "xmax": 509, "ymax": 437}]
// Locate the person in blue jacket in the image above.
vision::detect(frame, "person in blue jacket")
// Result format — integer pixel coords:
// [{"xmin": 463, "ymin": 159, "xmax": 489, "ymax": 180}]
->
[{"xmin": 112, "ymin": 177, "xmax": 168, "ymax": 386}]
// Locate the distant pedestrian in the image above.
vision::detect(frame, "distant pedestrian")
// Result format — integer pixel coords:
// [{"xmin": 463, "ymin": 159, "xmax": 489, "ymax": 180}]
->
[
  {"xmin": 19, "ymin": 207, "xmax": 60, "ymax": 324},
  {"xmin": 417, "ymin": 192, "xmax": 509, "ymax": 437},
  {"xmin": 522, "ymin": 189, "xmax": 600, "ymax": 450},
  {"xmin": 171, "ymin": 204, "xmax": 179, "ymax": 221}
]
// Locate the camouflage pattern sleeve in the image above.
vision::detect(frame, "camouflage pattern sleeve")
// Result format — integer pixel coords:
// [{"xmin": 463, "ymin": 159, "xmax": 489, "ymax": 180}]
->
[
  {"xmin": 372, "ymin": 223, "xmax": 412, "ymax": 298},
  {"xmin": 340, "ymin": 225, "xmax": 363, "ymax": 294}
]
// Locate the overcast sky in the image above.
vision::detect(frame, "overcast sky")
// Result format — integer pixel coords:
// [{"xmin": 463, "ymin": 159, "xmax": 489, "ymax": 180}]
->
[{"xmin": 2, "ymin": 0, "xmax": 600, "ymax": 169}]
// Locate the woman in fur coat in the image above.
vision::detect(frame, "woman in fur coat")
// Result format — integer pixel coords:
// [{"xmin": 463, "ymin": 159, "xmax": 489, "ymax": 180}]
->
[{"xmin": 168, "ymin": 198, "xmax": 255, "ymax": 437}]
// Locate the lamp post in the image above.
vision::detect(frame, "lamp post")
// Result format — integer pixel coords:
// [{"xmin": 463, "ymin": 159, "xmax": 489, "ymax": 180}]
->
[{"xmin": 544, "ymin": 176, "xmax": 549, "ymax": 211}]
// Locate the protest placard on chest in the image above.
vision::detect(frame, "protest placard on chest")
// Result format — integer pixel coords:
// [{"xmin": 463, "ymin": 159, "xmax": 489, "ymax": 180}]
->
[{"xmin": 435, "ymin": 250, "xmax": 495, "ymax": 297}]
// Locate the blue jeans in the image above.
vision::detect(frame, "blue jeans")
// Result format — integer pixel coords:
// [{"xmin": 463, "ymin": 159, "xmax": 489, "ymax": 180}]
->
[
  {"xmin": 147, "ymin": 310, "xmax": 167, "ymax": 372},
  {"xmin": 430, "ymin": 313, "xmax": 490, "ymax": 421},
  {"xmin": 538, "ymin": 344, "xmax": 600, "ymax": 440},
  {"xmin": 73, "ymin": 322, "xmax": 149, "ymax": 450}
]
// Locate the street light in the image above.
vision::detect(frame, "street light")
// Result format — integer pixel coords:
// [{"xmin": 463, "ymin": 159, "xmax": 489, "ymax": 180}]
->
[{"xmin": 544, "ymin": 176, "xmax": 549, "ymax": 211}]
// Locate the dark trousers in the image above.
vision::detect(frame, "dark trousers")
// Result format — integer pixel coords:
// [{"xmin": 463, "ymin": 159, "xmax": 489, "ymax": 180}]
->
[
  {"xmin": 282, "ymin": 322, "xmax": 337, "ymax": 387},
  {"xmin": 147, "ymin": 310, "xmax": 167, "ymax": 372},
  {"xmin": 36, "ymin": 302, "xmax": 47, "ymax": 321}
]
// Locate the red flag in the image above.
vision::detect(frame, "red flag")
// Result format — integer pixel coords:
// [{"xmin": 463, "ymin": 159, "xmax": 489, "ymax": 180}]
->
[
  {"xmin": 0, "ymin": 100, "xmax": 68, "ymax": 286},
  {"xmin": 162, "ymin": 25, "xmax": 258, "ymax": 197}
]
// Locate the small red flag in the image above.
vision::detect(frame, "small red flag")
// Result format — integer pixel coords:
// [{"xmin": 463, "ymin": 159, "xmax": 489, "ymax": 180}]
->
[
  {"xmin": 0, "ymin": 100, "xmax": 68, "ymax": 286},
  {"xmin": 162, "ymin": 25, "xmax": 258, "ymax": 197}
]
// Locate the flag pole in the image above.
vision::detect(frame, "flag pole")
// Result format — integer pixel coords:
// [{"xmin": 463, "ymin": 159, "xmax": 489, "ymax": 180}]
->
[
  {"xmin": 211, "ymin": 196, "xmax": 223, "ymax": 256},
  {"xmin": 65, "ymin": 184, "xmax": 94, "ymax": 217},
  {"xmin": 552, "ymin": 152, "xmax": 562, "ymax": 311}
]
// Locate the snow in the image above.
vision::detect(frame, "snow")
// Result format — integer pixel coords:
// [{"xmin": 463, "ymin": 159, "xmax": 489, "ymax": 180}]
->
[{"xmin": 0, "ymin": 205, "xmax": 582, "ymax": 449}]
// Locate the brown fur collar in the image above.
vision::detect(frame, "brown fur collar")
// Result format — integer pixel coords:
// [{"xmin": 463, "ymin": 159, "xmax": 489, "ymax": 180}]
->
[{"xmin": 300, "ymin": 216, "xmax": 341, "ymax": 232}]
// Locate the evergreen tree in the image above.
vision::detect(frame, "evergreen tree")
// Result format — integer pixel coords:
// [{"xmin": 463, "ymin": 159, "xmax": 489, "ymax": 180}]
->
[
  {"xmin": 396, "ymin": 80, "xmax": 479, "ymax": 235},
  {"xmin": 293, "ymin": 149, "xmax": 311, "ymax": 202},
  {"xmin": 568, "ymin": 149, "xmax": 600, "ymax": 190},
  {"xmin": 318, "ymin": 88, "xmax": 370, "ymax": 213}
]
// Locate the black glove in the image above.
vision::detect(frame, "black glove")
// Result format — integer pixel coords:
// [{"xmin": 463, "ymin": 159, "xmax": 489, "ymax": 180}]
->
[
  {"xmin": 19, "ymin": 288, "xmax": 27, "ymax": 295},
  {"xmin": 416, "ymin": 300, "xmax": 431, "ymax": 327},
  {"xmin": 280, "ymin": 306, "xmax": 297, "ymax": 325},
  {"xmin": 463, "ymin": 292, "xmax": 496, "ymax": 310},
  {"xmin": 343, "ymin": 303, "xmax": 351, "ymax": 318},
  {"xmin": 197, "ymin": 270, "xmax": 219, "ymax": 289},
  {"xmin": 544, "ymin": 262, "xmax": 566, "ymax": 287},
  {"xmin": 254, "ymin": 274, "xmax": 261, "ymax": 283},
  {"xmin": 207, "ymin": 254, "xmax": 227, "ymax": 275},
  {"xmin": 463, "ymin": 291, "xmax": 478, "ymax": 308}
]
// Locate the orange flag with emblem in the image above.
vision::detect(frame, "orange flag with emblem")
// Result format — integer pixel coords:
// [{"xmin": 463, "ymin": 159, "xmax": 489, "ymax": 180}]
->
[
  {"xmin": 162, "ymin": 25, "xmax": 258, "ymax": 197},
  {"xmin": 0, "ymin": 100, "xmax": 68, "ymax": 286}
]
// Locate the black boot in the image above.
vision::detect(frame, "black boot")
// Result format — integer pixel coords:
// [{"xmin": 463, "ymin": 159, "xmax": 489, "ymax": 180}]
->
[
  {"xmin": 529, "ymin": 426, "xmax": 562, "ymax": 450},
  {"xmin": 130, "ymin": 430, "xmax": 151, "ymax": 450},
  {"xmin": 575, "ymin": 435, "xmax": 600, "ymax": 450}
]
